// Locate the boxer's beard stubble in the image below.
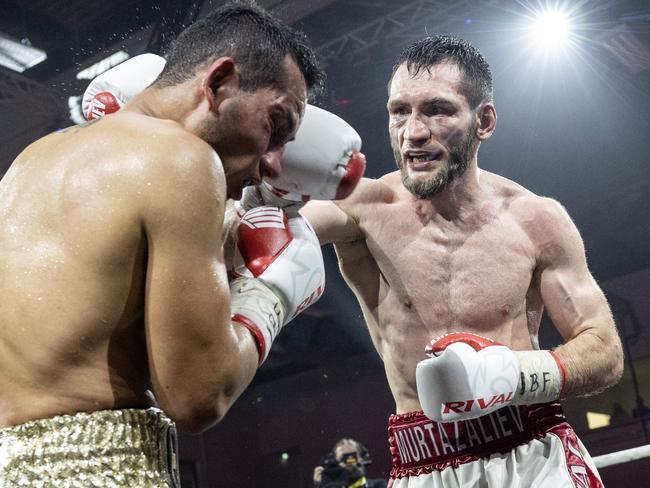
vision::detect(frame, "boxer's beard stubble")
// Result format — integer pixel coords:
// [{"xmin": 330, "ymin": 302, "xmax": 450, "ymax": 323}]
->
[{"xmin": 394, "ymin": 123, "xmax": 478, "ymax": 199}]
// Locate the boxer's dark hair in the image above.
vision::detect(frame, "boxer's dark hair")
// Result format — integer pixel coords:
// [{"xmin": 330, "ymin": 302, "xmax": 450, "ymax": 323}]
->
[
  {"xmin": 157, "ymin": 1, "xmax": 324, "ymax": 96},
  {"xmin": 389, "ymin": 35, "xmax": 493, "ymax": 108}
]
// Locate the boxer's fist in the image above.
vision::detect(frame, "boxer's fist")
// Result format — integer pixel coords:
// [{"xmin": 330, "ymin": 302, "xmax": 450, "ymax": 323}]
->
[
  {"xmin": 82, "ymin": 53, "xmax": 165, "ymax": 119},
  {"xmin": 238, "ymin": 104, "xmax": 366, "ymax": 214},
  {"xmin": 416, "ymin": 333, "xmax": 520, "ymax": 422},
  {"xmin": 267, "ymin": 104, "xmax": 366, "ymax": 201},
  {"xmin": 230, "ymin": 207, "xmax": 324, "ymax": 363},
  {"xmin": 416, "ymin": 332, "xmax": 566, "ymax": 422},
  {"xmin": 237, "ymin": 182, "xmax": 305, "ymax": 218}
]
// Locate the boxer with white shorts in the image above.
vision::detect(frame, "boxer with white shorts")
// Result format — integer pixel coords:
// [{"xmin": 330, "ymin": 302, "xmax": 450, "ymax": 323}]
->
[
  {"xmin": 387, "ymin": 403, "xmax": 602, "ymax": 487},
  {"xmin": 298, "ymin": 35, "xmax": 623, "ymax": 487}
]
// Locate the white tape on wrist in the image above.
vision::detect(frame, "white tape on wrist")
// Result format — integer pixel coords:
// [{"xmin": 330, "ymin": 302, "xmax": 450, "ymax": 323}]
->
[{"xmin": 513, "ymin": 350, "xmax": 565, "ymax": 404}]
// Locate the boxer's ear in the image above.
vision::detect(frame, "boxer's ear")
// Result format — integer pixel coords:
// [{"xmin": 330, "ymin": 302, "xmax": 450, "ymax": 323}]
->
[
  {"xmin": 476, "ymin": 102, "xmax": 497, "ymax": 141},
  {"xmin": 202, "ymin": 57, "xmax": 238, "ymax": 111}
]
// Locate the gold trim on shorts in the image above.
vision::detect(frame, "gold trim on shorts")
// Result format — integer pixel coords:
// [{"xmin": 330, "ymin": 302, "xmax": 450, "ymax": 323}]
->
[{"xmin": 0, "ymin": 408, "xmax": 180, "ymax": 487}]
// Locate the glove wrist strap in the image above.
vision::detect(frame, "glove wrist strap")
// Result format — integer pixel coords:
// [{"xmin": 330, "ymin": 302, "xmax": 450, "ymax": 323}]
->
[
  {"xmin": 230, "ymin": 277, "xmax": 286, "ymax": 364},
  {"xmin": 512, "ymin": 350, "xmax": 565, "ymax": 404}
]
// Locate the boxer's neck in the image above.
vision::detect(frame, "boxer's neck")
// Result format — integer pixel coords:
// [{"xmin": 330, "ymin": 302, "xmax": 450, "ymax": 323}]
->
[
  {"xmin": 411, "ymin": 159, "xmax": 486, "ymax": 223},
  {"xmin": 122, "ymin": 79, "xmax": 207, "ymax": 132}
]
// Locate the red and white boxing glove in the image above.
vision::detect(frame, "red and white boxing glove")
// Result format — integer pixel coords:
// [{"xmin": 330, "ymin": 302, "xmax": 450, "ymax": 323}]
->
[
  {"xmin": 82, "ymin": 53, "xmax": 166, "ymax": 120},
  {"xmin": 415, "ymin": 332, "xmax": 566, "ymax": 422},
  {"xmin": 266, "ymin": 103, "xmax": 366, "ymax": 201},
  {"xmin": 82, "ymin": 53, "xmax": 365, "ymax": 201},
  {"xmin": 230, "ymin": 207, "xmax": 325, "ymax": 364}
]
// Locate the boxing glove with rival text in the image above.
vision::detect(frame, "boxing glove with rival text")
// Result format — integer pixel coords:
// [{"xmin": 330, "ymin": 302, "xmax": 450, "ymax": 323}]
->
[{"xmin": 416, "ymin": 332, "xmax": 566, "ymax": 421}]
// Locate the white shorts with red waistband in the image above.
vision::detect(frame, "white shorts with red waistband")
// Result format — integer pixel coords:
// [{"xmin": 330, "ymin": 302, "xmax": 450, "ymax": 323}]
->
[{"xmin": 387, "ymin": 403, "xmax": 603, "ymax": 488}]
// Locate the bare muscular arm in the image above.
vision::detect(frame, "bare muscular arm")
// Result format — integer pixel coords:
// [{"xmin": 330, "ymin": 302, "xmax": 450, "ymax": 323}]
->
[
  {"xmin": 534, "ymin": 199, "xmax": 624, "ymax": 398},
  {"xmin": 300, "ymin": 177, "xmax": 381, "ymax": 244},
  {"xmin": 141, "ymin": 130, "xmax": 258, "ymax": 432},
  {"xmin": 300, "ymin": 200, "xmax": 359, "ymax": 244}
]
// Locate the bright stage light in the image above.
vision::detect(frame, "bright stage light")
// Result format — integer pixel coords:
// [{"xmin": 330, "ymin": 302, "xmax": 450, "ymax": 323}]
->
[
  {"xmin": 0, "ymin": 34, "xmax": 47, "ymax": 72},
  {"xmin": 530, "ymin": 8, "xmax": 572, "ymax": 49}
]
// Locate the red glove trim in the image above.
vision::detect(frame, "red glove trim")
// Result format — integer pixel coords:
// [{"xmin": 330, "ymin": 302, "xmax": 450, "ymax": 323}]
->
[
  {"xmin": 425, "ymin": 332, "xmax": 503, "ymax": 357},
  {"xmin": 231, "ymin": 313, "xmax": 265, "ymax": 364},
  {"xmin": 86, "ymin": 91, "xmax": 121, "ymax": 120},
  {"xmin": 548, "ymin": 350, "xmax": 566, "ymax": 395},
  {"xmin": 335, "ymin": 151, "xmax": 366, "ymax": 200},
  {"xmin": 238, "ymin": 208, "xmax": 292, "ymax": 278}
]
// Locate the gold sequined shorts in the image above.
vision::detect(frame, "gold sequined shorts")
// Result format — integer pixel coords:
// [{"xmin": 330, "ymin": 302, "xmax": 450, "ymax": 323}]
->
[{"xmin": 0, "ymin": 408, "xmax": 180, "ymax": 487}]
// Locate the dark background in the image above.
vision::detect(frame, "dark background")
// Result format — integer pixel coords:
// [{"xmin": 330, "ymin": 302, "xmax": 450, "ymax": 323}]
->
[{"xmin": 1, "ymin": 1, "xmax": 649, "ymax": 486}]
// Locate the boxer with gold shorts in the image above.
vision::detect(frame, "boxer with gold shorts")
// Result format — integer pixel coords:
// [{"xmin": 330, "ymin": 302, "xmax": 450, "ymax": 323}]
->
[{"xmin": 0, "ymin": 2, "xmax": 338, "ymax": 485}]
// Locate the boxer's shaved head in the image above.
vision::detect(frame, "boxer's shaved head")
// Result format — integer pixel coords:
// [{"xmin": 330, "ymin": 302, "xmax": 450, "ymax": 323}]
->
[{"xmin": 157, "ymin": 1, "xmax": 324, "ymax": 96}]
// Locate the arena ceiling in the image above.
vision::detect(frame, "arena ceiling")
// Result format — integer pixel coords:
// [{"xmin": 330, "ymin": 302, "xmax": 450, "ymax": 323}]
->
[{"xmin": 1, "ymin": 0, "xmax": 649, "ymax": 375}]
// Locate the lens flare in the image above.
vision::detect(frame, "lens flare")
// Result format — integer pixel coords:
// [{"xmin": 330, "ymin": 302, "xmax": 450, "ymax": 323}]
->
[{"xmin": 531, "ymin": 8, "xmax": 572, "ymax": 48}]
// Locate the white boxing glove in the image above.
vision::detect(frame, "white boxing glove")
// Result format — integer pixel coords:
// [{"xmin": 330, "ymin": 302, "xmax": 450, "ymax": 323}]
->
[
  {"xmin": 83, "ymin": 53, "xmax": 365, "ymax": 201},
  {"xmin": 266, "ymin": 103, "xmax": 366, "ymax": 201},
  {"xmin": 230, "ymin": 207, "xmax": 325, "ymax": 363},
  {"xmin": 82, "ymin": 53, "xmax": 165, "ymax": 120},
  {"xmin": 416, "ymin": 332, "xmax": 566, "ymax": 422}
]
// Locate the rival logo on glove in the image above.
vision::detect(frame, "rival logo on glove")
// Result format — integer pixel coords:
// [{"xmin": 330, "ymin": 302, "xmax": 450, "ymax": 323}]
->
[
  {"xmin": 443, "ymin": 392, "xmax": 514, "ymax": 414},
  {"xmin": 417, "ymin": 332, "xmax": 565, "ymax": 422}
]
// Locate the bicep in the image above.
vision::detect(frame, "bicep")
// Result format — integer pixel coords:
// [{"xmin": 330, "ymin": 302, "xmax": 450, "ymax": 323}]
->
[{"xmin": 536, "ymin": 204, "xmax": 613, "ymax": 342}]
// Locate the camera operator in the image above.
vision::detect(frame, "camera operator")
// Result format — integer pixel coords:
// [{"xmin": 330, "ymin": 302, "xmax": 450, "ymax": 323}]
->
[{"xmin": 313, "ymin": 438, "xmax": 387, "ymax": 488}]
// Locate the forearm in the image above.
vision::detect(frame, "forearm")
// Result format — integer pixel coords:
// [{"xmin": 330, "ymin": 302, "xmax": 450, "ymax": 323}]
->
[
  {"xmin": 148, "ymin": 327, "xmax": 258, "ymax": 433},
  {"xmin": 554, "ymin": 318, "xmax": 624, "ymax": 398},
  {"xmin": 215, "ymin": 323, "xmax": 260, "ymax": 412}
]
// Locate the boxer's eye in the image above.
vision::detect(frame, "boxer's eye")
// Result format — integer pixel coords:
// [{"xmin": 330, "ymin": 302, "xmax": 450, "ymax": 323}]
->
[
  {"xmin": 391, "ymin": 106, "xmax": 409, "ymax": 116},
  {"xmin": 422, "ymin": 100, "xmax": 456, "ymax": 117},
  {"xmin": 268, "ymin": 114, "xmax": 291, "ymax": 150}
]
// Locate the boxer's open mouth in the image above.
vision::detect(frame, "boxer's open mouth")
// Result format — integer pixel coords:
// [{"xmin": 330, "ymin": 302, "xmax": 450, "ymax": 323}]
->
[{"xmin": 404, "ymin": 150, "xmax": 442, "ymax": 170}]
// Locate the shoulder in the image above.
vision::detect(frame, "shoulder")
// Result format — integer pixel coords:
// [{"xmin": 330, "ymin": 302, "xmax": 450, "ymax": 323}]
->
[
  {"xmin": 96, "ymin": 113, "xmax": 227, "ymax": 222},
  {"xmin": 488, "ymin": 173, "xmax": 583, "ymax": 264},
  {"xmin": 337, "ymin": 171, "xmax": 400, "ymax": 211},
  {"xmin": 481, "ymin": 170, "xmax": 567, "ymax": 225},
  {"xmin": 106, "ymin": 113, "xmax": 225, "ymax": 195},
  {"xmin": 377, "ymin": 170, "xmax": 405, "ymax": 201},
  {"xmin": 302, "ymin": 171, "xmax": 398, "ymax": 244},
  {"xmin": 114, "ymin": 113, "xmax": 220, "ymax": 171}
]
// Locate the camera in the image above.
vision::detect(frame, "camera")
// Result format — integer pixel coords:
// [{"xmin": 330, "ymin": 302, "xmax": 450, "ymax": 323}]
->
[{"xmin": 319, "ymin": 451, "xmax": 368, "ymax": 488}]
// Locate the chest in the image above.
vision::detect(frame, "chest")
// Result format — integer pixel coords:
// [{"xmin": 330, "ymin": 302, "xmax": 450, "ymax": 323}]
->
[{"xmin": 360, "ymin": 202, "xmax": 537, "ymax": 323}]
